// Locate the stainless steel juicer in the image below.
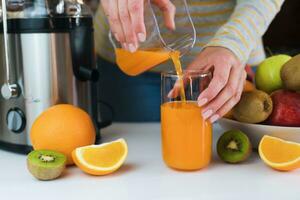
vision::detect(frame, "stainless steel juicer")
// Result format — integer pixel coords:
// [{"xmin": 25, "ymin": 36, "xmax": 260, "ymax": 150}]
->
[{"xmin": 0, "ymin": 0, "xmax": 101, "ymax": 153}]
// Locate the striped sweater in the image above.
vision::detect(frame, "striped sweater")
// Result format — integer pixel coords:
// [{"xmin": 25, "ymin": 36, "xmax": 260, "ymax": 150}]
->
[{"xmin": 94, "ymin": 0, "xmax": 285, "ymax": 70}]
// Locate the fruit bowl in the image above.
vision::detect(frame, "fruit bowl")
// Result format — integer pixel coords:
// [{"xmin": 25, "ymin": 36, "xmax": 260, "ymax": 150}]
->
[{"xmin": 218, "ymin": 118, "xmax": 300, "ymax": 149}]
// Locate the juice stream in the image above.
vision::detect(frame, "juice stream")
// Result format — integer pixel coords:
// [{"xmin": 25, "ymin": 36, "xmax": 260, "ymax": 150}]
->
[{"xmin": 169, "ymin": 51, "xmax": 186, "ymax": 102}]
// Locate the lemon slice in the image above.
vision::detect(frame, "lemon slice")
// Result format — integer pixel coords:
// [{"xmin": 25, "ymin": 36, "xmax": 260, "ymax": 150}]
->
[{"xmin": 72, "ymin": 139, "xmax": 128, "ymax": 175}]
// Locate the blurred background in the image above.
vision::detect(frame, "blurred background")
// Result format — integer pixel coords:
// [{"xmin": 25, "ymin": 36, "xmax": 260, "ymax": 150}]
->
[{"xmin": 263, "ymin": 0, "xmax": 300, "ymax": 56}]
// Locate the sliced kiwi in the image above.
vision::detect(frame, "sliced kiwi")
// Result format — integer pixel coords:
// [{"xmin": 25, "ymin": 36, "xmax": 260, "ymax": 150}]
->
[
  {"xmin": 281, "ymin": 54, "xmax": 300, "ymax": 91},
  {"xmin": 217, "ymin": 130, "xmax": 252, "ymax": 164},
  {"xmin": 27, "ymin": 150, "xmax": 66, "ymax": 181},
  {"xmin": 233, "ymin": 90, "xmax": 273, "ymax": 123}
]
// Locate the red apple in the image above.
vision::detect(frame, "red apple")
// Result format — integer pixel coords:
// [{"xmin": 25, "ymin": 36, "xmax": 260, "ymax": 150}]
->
[{"xmin": 268, "ymin": 90, "xmax": 300, "ymax": 127}]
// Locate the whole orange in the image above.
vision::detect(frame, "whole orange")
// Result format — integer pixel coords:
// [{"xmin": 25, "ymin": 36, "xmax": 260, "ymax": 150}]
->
[
  {"xmin": 30, "ymin": 104, "xmax": 96, "ymax": 165},
  {"xmin": 244, "ymin": 80, "xmax": 255, "ymax": 92}
]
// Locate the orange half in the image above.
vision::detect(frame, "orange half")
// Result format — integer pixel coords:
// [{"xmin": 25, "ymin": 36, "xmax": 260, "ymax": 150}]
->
[
  {"xmin": 259, "ymin": 135, "xmax": 300, "ymax": 171},
  {"xmin": 72, "ymin": 139, "xmax": 128, "ymax": 175}
]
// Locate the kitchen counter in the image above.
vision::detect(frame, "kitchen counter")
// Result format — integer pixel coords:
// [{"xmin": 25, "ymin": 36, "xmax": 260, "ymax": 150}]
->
[{"xmin": 1, "ymin": 123, "xmax": 300, "ymax": 200}]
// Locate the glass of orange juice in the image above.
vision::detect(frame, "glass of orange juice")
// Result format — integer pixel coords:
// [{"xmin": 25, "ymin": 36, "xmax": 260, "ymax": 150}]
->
[{"xmin": 161, "ymin": 70, "xmax": 212, "ymax": 170}]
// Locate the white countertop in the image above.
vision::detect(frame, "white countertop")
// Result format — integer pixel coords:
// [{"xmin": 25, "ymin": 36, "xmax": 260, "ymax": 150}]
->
[{"xmin": 1, "ymin": 123, "xmax": 300, "ymax": 200}]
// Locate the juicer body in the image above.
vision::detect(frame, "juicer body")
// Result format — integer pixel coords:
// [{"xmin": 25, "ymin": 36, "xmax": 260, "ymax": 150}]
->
[{"xmin": 0, "ymin": 17, "xmax": 100, "ymax": 153}]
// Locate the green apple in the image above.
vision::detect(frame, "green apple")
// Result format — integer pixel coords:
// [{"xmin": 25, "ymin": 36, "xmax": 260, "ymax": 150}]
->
[{"xmin": 255, "ymin": 55, "xmax": 291, "ymax": 93}]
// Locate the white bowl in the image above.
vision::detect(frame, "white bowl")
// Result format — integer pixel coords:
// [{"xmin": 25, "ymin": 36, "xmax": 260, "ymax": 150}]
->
[{"xmin": 218, "ymin": 118, "xmax": 300, "ymax": 148}]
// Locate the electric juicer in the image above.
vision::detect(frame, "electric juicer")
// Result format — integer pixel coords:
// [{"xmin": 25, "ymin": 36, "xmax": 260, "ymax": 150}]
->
[{"xmin": 0, "ymin": 0, "xmax": 101, "ymax": 153}]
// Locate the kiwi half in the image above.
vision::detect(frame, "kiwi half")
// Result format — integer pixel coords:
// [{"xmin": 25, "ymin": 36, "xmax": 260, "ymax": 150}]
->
[
  {"xmin": 27, "ymin": 150, "xmax": 66, "ymax": 181},
  {"xmin": 217, "ymin": 130, "xmax": 252, "ymax": 164}
]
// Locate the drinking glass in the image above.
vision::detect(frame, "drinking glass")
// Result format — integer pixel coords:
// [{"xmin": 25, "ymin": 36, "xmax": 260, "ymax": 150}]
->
[{"xmin": 161, "ymin": 70, "xmax": 212, "ymax": 170}]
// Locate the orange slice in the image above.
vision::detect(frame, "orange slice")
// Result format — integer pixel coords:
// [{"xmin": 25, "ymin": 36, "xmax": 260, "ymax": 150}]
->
[
  {"xmin": 72, "ymin": 139, "xmax": 128, "ymax": 175},
  {"xmin": 259, "ymin": 135, "xmax": 300, "ymax": 171}
]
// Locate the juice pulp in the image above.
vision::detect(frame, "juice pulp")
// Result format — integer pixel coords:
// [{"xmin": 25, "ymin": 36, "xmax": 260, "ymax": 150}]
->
[{"xmin": 161, "ymin": 101, "xmax": 212, "ymax": 170}]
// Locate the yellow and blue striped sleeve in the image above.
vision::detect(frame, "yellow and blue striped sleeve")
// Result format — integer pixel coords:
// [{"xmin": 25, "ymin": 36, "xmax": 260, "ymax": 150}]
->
[{"xmin": 204, "ymin": 0, "xmax": 285, "ymax": 64}]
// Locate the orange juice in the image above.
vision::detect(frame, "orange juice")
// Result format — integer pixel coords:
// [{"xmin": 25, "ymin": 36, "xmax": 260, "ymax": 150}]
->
[
  {"xmin": 161, "ymin": 101, "xmax": 212, "ymax": 170},
  {"xmin": 169, "ymin": 51, "xmax": 186, "ymax": 101},
  {"xmin": 115, "ymin": 48, "xmax": 170, "ymax": 76}
]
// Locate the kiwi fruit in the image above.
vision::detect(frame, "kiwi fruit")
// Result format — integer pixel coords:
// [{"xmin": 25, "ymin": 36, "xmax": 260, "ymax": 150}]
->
[
  {"xmin": 27, "ymin": 150, "xmax": 66, "ymax": 181},
  {"xmin": 217, "ymin": 130, "xmax": 252, "ymax": 163},
  {"xmin": 281, "ymin": 54, "xmax": 300, "ymax": 91},
  {"xmin": 233, "ymin": 90, "xmax": 273, "ymax": 123}
]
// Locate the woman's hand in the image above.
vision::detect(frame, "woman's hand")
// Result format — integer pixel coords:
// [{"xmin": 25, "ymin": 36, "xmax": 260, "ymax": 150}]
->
[
  {"xmin": 188, "ymin": 46, "xmax": 247, "ymax": 123},
  {"xmin": 101, "ymin": 0, "xmax": 176, "ymax": 52}
]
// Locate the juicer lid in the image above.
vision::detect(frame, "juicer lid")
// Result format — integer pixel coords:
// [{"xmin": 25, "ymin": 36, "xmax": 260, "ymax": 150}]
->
[{"xmin": 0, "ymin": 0, "xmax": 93, "ymax": 33}]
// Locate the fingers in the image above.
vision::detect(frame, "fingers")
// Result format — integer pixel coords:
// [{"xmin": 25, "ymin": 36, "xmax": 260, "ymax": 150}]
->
[
  {"xmin": 201, "ymin": 65, "xmax": 244, "ymax": 122},
  {"xmin": 197, "ymin": 63, "xmax": 231, "ymax": 107},
  {"xmin": 102, "ymin": 0, "xmax": 145, "ymax": 52},
  {"xmin": 167, "ymin": 69, "xmax": 207, "ymax": 99},
  {"xmin": 118, "ymin": 0, "xmax": 138, "ymax": 52},
  {"xmin": 102, "ymin": 0, "xmax": 126, "ymax": 44},
  {"xmin": 167, "ymin": 73, "xmax": 190, "ymax": 99},
  {"xmin": 168, "ymin": 58, "xmax": 209, "ymax": 99},
  {"xmin": 128, "ymin": 0, "xmax": 146, "ymax": 42},
  {"xmin": 210, "ymin": 70, "xmax": 247, "ymax": 122},
  {"xmin": 167, "ymin": 81, "xmax": 181, "ymax": 99},
  {"xmin": 152, "ymin": 0, "xmax": 176, "ymax": 30},
  {"xmin": 103, "ymin": 0, "xmax": 175, "ymax": 51}
]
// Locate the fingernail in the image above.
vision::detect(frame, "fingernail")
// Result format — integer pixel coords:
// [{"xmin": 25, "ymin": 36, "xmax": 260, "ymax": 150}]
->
[
  {"xmin": 114, "ymin": 34, "xmax": 119, "ymax": 41},
  {"xmin": 198, "ymin": 98, "xmax": 208, "ymax": 107},
  {"xmin": 210, "ymin": 114, "xmax": 219, "ymax": 123},
  {"xmin": 128, "ymin": 43, "xmax": 136, "ymax": 53},
  {"xmin": 137, "ymin": 33, "xmax": 146, "ymax": 42},
  {"xmin": 202, "ymin": 109, "xmax": 213, "ymax": 120}
]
